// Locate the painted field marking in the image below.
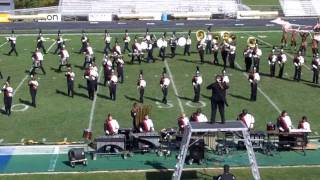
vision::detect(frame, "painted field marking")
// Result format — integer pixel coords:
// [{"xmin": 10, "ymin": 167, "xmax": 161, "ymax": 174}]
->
[
  {"xmin": 185, "ymin": 100, "xmax": 206, "ymax": 108},
  {"xmin": 155, "ymin": 100, "xmax": 174, "ymax": 109},
  {"xmin": 0, "ymin": 41, "xmax": 8, "ymax": 48},
  {"xmin": 164, "ymin": 60, "xmax": 185, "ymax": 113},
  {"xmin": 48, "ymin": 146, "xmax": 60, "ymax": 172},
  {"xmin": 87, "ymin": 67, "xmax": 103, "ymax": 130},
  {"xmin": 235, "ymin": 62, "xmax": 281, "ymax": 114},
  {"xmin": 11, "ymin": 104, "xmax": 29, "ymax": 112}
]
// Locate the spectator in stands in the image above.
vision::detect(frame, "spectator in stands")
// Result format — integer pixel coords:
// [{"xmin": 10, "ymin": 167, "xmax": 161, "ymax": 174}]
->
[
  {"xmin": 237, "ymin": 109, "xmax": 255, "ymax": 130},
  {"xmin": 298, "ymin": 116, "xmax": 311, "ymax": 131},
  {"xmin": 190, "ymin": 108, "xmax": 208, "ymax": 123},
  {"xmin": 277, "ymin": 110, "xmax": 293, "ymax": 132},
  {"xmin": 215, "ymin": 164, "xmax": 236, "ymax": 180},
  {"xmin": 139, "ymin": 114, "xmax": 154, "ymax": 132},
  {"xmin": 104, "ymin": 114, "xmax": 120, "ymax": 135}
]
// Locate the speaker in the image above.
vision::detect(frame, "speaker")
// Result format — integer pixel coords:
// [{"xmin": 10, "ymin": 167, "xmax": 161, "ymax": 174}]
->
[
  {"xmin": 68, "ymin": 148, "xmax": 87, "ymax": 167},
  {"xmin": 189, "ymin": 139, "xmax": 204, "ymax": 164}
]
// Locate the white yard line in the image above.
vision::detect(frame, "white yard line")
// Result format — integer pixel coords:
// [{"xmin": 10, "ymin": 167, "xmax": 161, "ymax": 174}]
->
[
  {"xmin": 47, "ymin": 146, "xmax": 59, "ymax": 172},
  {"xmin": 164, "ymin": 60, "xmax": 185, "ymax": 113},
  {"xmin": 235, "ymin": 62, "xmax": 281, "ymax": 114},
  {"xmin": 245, "ymin": 33, "xmax": 311, "ymax": 71},
  {"xmin": 88, "ymin": 67, "xmax": 103, "ymax": 130},
  {"xmin": 0, "ymin": 41, "xmax": 8, "ymax": 48}
]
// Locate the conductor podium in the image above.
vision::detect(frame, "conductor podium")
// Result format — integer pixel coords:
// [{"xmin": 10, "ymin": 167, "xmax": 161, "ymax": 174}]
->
[{"xmin": 172, "ymin": 121, "xmax": 261, "ymax": 180}]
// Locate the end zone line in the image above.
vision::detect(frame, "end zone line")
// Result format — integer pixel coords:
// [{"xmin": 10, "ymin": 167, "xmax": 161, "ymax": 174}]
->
[
  {"xmin": 164, "ymin": 60, "xmax": 185, "ymax": 113},
  {"xmin": 48, "ymin": 146, "xmax": 59, "ymax": 172},
  {"xmin": 88, "ymin": 67, "xmax": 103, "ymax": 130},
  {"xmin": 235, "ymin": 62, "xmax": 281, "ymax": 114},
  {"xmin": 245, "ymin": 33, "xmax": 311, "ymax": 71}
]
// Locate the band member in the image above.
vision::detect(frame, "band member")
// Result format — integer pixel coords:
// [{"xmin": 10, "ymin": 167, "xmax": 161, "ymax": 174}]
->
[
  {"xmin": 207, "ymin": 75, "xmax": 229, "ymax": 124},
  {"xmin": 312, "ymin": 19, "xmax": 320, "ymax": 55},
  {"xmin": 221, "ymin": 40, "xmax": 230, "ymax": 68},
  {"xmin": 160, "ymin": 68, "xmax": 170, "ymax": 104},
  {"xmin": 116, "ymin": 56, "xmax": 124, "ymax": 83},
  {"xmin": 222, "ymin": 69, "xmax": 230, "ymax": 84},
  {"xmin": 137, "ymin": 70, "xmax": 146, "ymax": 103},
  {"xmin": 277, "ymin": 110, "xmax": 293, "ymax": 132},
  {"xmin": 7, "ymin": 30, "xmax": 18, "ymax": 56},
  {"xmin": 277, "ymin": 49, "xmax": 287, "ymax": 78},
  {"xmin": 102, "ymin": 55, "xmax": 113, "ymax": 86},
  {"xmin": 169, "ymin": 31, "xmax": 177, "ymax": 58},
  {"xmin": 144, "ymin": 28, "xmax": 151, "ymax": 41},
  {"xmin": 312, "ymin": 53, "xmax": 319, "ymax": 84},
  {"xmin": 146, "ymin": 39, "xmax": 154, "ymax": 63},
  {"xmin": 131, "ymin": 37, "xmax": 142, "ymax": 64},
  {"xmin": 0, "ymin": 71, "xmax": 3, "ymax": 79},
  {"xmin": 197, "ymin": 40, "xmax": 206, "ymax": 63},
  {"xmin": 28, "ymin": 75, "xmax": 39, "ymax": 107},
  {"xmin": 112, "ymin": 40, "xmax": 122, "ymax": 56},
  {"xmin": 216, "ymin": 164, "xmax": 236, "ymax": 180},
  {"xmin": 53, "ymin": 30, "xmax": 64, "ymax": 54},
  {"xmin": 177, "ymin": 113, "xmax": 189, "ymax": 132},
  {"xmin": 104, "ymin": 29, "xmax": 112, "ymax": 54},
  {"xmin": 109, "ymin": 70, "xmax": 118, "ymax": 101},
  {"xmin": 131, "ymin": 102, "xmax": 140, "ymax": 132},
  {"xmin": 123, "ymin": 29, "xmax": 131, "ymax": 53},
  {"xmin": 298, "ymin": 116, "xmax": 311, "ymax": 131},
  {"xmin": 268, "ymin": 48, "xmax": 277, "ymax": 77},
  {"xmin": 79, "ymin": 30, "xmax": 89, "ymax": 54},
  {"xmin": 159, "ymin": 32, "xmax": 167, "ymax": 61},
  {"xmin": 228, "ymin": 38, "xmax": 236, "ymax": 69},
  {"xmin": 190, "ymin": 108, "xmax": 208, "ymax": 122},
  {"xmin": 65, "ymin": 67, "xmax": 75, "ymax": 98},
  {"xmin": 248, "ymin": 67, "xmax": 260, "ymax": 101},
  {"xmin": 299, "ymin": 32, "xmax": 309, "ymax": 56},
  {"xmin": 281, "ymin": 25, "xmax": 288, "ymax": 47},
  {"xmin": 1, "ymin": 80, "xmax": 13, "ymax": 116},
  {"xmin": 83, "ymin": 43, "xmax": 94, "ymax": 69},
  {"xmin": 58, "ymin": 46, "xmax": 70, "ymax": 71},
  {"xmin": 293, "ymin": 51, "xmax": 304, "ymax": 81},
  {"xmin": 30, "ymin": 48, "xmax": 46, "ymax": 75},
  {"xmin": 237, "ymin": 109, "xmax": 255, "ymax": 130},
  {"xmin": 139, "ymin": 114, "xmax": 155, "ymax": 132},
  {"xmin": 104, "ymin": 114, "xmax": 120, "ymax": 135},
  {"xmin": 212, "ymin": 36, "xmax": 219, "ymax": 64},
  {"xmin": 290, "ymin": 30, "xmax": 297, "ymax": 51},
  {"xmin": 84, "ymin": 65, "xmax": 98, "ymax": 100},
  {"xmin": 192, "ymin": 66, "xmax": 202, "ymax": 102},
  {"xmin": 252, "ymin": 45, "xmax": 262, "ymax": 72},
  {"xmin": 205, "ymin": 28, "xmax": 212, "ymax": 54},
  {"xmin": 243, "ymin": 46, "xmax": 254, "ymax": 72},
  {"xmin": 36, "ymin": 30, "xmax": 46, "ymax": 54},
  {"xmin": 184, "ymin": 31, "xmax": 191, "ymax": 56}
]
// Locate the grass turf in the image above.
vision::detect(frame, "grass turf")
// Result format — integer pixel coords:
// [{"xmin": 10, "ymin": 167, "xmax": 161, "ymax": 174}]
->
[{"xmin": 0, "ymin": 30, "xmax": 319, "ymax": 143}]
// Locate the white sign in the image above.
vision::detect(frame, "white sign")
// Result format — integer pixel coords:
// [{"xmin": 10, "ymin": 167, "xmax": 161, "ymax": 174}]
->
[
  {"xmin": 38, "ymin": 14, "xmax": 61, "ymax": 22},
  {"xmin": 88, "ymin": 13, "xmax": 112, "ymax": 22}
]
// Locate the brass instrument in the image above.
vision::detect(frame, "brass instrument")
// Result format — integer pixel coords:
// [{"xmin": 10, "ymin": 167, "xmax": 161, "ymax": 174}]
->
[
  {"xmin": 247, "ymin": 36, "xmax": 257, "ymax": 48},
  {"xmin": 212, "ymin": 35, "xmax": 220, "ymax": 44},
  {"xmin": 196, "ymin": 30, "xmax": 206, "ymax": 42},
  {"xmin": 135, "ymin": 104, "xmax": 152, "ymax": 128},
  {"xmin": 230, "ymin": 34, "xmax": 236, "ymax": 42}
]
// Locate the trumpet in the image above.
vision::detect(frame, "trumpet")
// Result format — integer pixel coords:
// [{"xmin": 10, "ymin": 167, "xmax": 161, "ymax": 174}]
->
[
  {"xmin": 196, "ymin": 30, "xmax": 206, "ymax": 42},
  {"xmin": 247, "ymin": 36, "xmax": 257, "ymax": 48}
]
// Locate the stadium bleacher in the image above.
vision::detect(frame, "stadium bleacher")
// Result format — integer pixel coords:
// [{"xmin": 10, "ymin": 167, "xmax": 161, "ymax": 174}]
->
[
  {"xmin": 59, "ymin": 0, "xmax": 239, "ymax": 17},
  {"xmin": 280, "ymin": 0, "xmax": 319, "ymax": 17}
]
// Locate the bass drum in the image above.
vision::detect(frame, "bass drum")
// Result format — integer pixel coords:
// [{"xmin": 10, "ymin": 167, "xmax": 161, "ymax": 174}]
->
[
  {"xmin": 177, "ymin": 37, "xmax": 187, "ymax": 47},
  {"xmin": 141, "ymin": 41, "xmax": 148, "ymax": 50}
]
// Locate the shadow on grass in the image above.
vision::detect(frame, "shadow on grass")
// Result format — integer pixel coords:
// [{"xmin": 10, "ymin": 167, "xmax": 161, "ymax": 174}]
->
[
  {"xmin": 304, "ymin": 82, "xmax": 320, "ymax": 88},
  {"xmin": 18, "ymin": 98, "xmax": 33, "ymax": 106},
  {"xmin": 124, "ymin": 95, "xmax": 140, "ymax": 102},
  {"xmin": 144, "ymin": 96, "xmax": 161, "ymax": 102},
  {"xmin": 178, "ymin": 96, "xmax": 193, "ymax": 101},
  {"xmin": 97, "ymin": 93, "xmax": 111, "ymax": 100},
  {"xmin": 229, "ymin": 93, "xmax": 250, "ymax": 101}
]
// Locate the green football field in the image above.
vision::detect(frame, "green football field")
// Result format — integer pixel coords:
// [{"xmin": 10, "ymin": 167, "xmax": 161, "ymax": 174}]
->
[{"xmin": 0, "ymin": 29, "xmax": 319, "ymax": 143}]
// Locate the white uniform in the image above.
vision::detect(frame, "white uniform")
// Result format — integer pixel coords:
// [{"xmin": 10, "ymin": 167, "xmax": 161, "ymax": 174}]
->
[
  {"xmin": 60, "ymin": 49, "xmax": 69, "ymax": 65},
  {"xmin": 140, "ymin": 118, "xmax": 154, "ymax": 132},
  {"xmin": 161, "ymin": 77, "xmax": 170, "ymax": 87},
  {"xmin": 110, "ymin": 74, "xmax": 118, "ymax": 84},
  {"xmin": 2, "ymin": 85, "xmax": 13, "ymax": 97},
  {"xmin": 299, "ymin": 121, "xmax": 311, "ymax": 131},
  {"xmin": 279, "ymin": 115, "xmax": 293, "ymax": 132},
  {"xmin": 105, "ymin": 119, "xmax": 120, "ymax": 135},
  {"xmin": 249, "ymin": 73, "xmax": 260, "ymax": 83},
  {"xmin": 241, "ymin": 113, "xmax": 255, "ymax": 129},
  {"xmin": 192, "ymin": 76, "xmax": 203, "ymax": 86},
  {"xmin": 195, "ymin": 113, "xmax": 208, "ymax": 122},
  {"xmin": 138, "ymin": 79, "xmax": 146, "ymax": 88}
]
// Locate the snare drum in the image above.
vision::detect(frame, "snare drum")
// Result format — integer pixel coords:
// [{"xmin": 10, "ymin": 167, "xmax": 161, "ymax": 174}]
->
[{"xmin": 83, "ymin": 128, "xmax": 92, "ymax": 140}]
